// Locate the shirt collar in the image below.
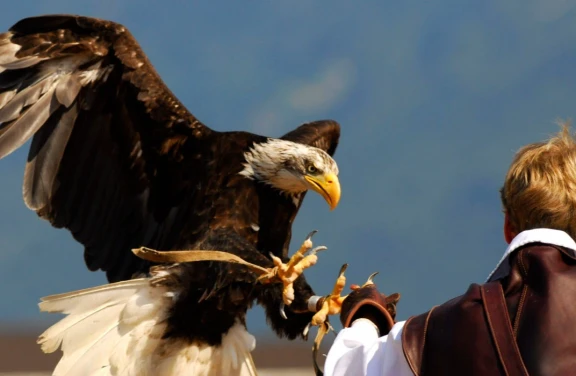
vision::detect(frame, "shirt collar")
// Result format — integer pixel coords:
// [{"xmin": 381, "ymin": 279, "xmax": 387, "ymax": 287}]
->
[{"xmin": 486, "ymin": 228, "xmax": 576, "ymax": 282}]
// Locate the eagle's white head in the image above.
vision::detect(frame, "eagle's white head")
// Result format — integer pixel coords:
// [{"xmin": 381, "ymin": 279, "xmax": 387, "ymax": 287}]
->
[{"xmin": 239, "ymin": 139, "xmax": 341, "ymax": 210}]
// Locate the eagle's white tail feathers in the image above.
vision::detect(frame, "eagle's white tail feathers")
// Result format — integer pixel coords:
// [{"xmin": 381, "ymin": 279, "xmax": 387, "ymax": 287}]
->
[
  {"xmin": 38, "ymin": 279, "xmax": 148, "ymax": 353},
  {"xmin": 151, "ymin": 324, "xmax": 257, "ymax": 376},
  {"xmin": 38, "ymin": 277, "xmax": 258, "ymax": 376}
]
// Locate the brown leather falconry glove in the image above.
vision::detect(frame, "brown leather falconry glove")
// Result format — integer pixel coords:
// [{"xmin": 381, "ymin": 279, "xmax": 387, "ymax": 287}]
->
[{"xmin": 340, "ymin": 284, "xmax": 401, "ymax": 336}]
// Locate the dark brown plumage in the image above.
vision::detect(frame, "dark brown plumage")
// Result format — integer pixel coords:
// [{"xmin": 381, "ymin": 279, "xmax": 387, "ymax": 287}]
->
[{"xmin": 0, "ymin": 13, "xmax": 341, "ymax": 360}]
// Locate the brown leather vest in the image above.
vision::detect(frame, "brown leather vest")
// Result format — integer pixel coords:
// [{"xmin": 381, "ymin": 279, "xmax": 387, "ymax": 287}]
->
[{"xmin": 402, "ymin": 243, "xmax": 576, "ymax": 376}]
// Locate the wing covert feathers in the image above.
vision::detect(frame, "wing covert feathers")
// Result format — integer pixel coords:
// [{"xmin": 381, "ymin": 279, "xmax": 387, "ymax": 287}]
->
[
  {"xmin": 38, "ymin": 271, "xmax": 257, "ymax": 376},
  {"xmin": 281, "ymin": 120, "xmax": 340, "ymax": 157}
]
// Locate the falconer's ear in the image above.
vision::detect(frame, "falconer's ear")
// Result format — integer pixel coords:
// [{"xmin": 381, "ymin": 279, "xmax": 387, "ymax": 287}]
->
[{"xmin": 504, "ymin": 212, "xmax": 516, "ymax": 244}]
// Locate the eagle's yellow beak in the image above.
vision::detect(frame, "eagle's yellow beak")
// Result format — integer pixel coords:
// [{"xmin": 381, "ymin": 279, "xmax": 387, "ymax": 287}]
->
[{"xmin": 305, "ymin": 172, "xmax": 341, "ymax": 210}]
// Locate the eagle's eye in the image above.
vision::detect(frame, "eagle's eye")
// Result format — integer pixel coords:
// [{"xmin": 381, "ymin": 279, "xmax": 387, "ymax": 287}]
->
[{"xmin": 307, "ymin": 165, "xmax": 318, "ymax": 174}]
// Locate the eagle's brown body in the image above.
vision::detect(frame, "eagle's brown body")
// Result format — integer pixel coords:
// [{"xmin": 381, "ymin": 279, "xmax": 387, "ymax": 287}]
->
[{"xmin": 0, "ymin": 12, "xmax": 341, "ymax": 359}]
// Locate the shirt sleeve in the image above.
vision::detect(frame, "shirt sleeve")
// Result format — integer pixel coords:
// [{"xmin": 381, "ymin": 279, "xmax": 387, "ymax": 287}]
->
[{"xmin": 323, "ymin": 319, "xmax": 413, "ymax": 376}]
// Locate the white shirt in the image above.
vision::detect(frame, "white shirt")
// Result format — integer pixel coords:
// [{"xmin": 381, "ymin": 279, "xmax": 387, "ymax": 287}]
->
[{"xmin": 324, "ymin": 228, "xmax": 576, "ymax": 376}]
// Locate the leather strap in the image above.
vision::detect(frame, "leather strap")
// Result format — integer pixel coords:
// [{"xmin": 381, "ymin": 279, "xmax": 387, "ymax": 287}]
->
[
  {"xmin": 481, "ymin": 282, "xmax": 529, "ymax": 376},
  {"xmin": 132, "ymin": 247, "xmax": 270, "ymax": 274}
]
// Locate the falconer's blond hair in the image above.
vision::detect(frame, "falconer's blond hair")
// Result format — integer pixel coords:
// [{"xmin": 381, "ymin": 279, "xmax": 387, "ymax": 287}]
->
[{"xmin": 500, "ymin": 121, "xmax": 576, "ymax": 238}]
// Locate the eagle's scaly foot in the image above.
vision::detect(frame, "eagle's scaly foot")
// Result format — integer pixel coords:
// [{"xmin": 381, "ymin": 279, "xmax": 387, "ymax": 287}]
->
[
  {"xmin": 257, "ymin": 230, "xmax": 327, "ymax": 315},
  {"xmin": 303, "ymin": 266, "xmax": 379, "ymax": 338},
  {"xmin": 305, "ymin": 266, "xmax": 380, "ymax": 375}
]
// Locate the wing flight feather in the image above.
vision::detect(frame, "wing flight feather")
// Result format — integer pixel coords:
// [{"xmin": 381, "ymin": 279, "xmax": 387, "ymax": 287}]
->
[{"xmin": 0, "ymin": 15, "xmax": 216, "ymax": 281}]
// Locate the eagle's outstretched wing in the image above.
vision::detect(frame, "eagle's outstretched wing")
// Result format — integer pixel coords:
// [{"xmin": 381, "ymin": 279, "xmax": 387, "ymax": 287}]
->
[{"xmin": 0, "ymin": 15, "xmax": 216, "ymax": 282}]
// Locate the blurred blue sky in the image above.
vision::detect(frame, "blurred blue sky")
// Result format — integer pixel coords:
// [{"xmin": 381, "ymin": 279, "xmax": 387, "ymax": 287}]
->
[{"xmin": 1, "ymin": 0, "xmax": 576, "ymax": 340}]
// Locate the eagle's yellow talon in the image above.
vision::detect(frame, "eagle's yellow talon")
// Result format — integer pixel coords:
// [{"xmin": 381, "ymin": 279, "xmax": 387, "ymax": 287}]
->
[
  {"xmin": 308, "ymin": 263, "xmax": 349, "ymax": 331},
  {"xmin": 307, "ymin": 265, "xmax": 382, "ymax": 374}
]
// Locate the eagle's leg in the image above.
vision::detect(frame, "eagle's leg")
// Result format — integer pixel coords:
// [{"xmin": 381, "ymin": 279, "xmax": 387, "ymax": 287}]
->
[
  {"xmin": 257, "ymin": 230, "xmax": 327, "ymax": 313},
  {"xmin": 304, "ymin": 267, "xmax": 379, "ymax": 375},
  {"xmin": 303, "ymin": 265, "xmax": 379, "ymax": 337}
]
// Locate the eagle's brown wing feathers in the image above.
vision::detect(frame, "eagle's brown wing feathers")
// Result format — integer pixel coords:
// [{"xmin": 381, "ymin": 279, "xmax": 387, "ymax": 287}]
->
[
  {"xmin": 0, "ymin": 15, "xmax": 215, "ymax": 281},
  {"xmin": 281, "ymin": 120, "xmax": 340, "ymax": 156}
]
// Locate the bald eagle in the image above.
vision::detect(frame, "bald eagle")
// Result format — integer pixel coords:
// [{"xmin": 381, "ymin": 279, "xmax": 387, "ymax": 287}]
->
[{"xmin": 0, "ymin": 15, "xmax": 341, "ymax": 375}]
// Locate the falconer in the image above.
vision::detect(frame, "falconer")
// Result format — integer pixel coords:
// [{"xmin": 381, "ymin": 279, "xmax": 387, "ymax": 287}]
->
[{"xmin": 325, "ymin": 123, "xmax": 576, "ymax": 376}]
